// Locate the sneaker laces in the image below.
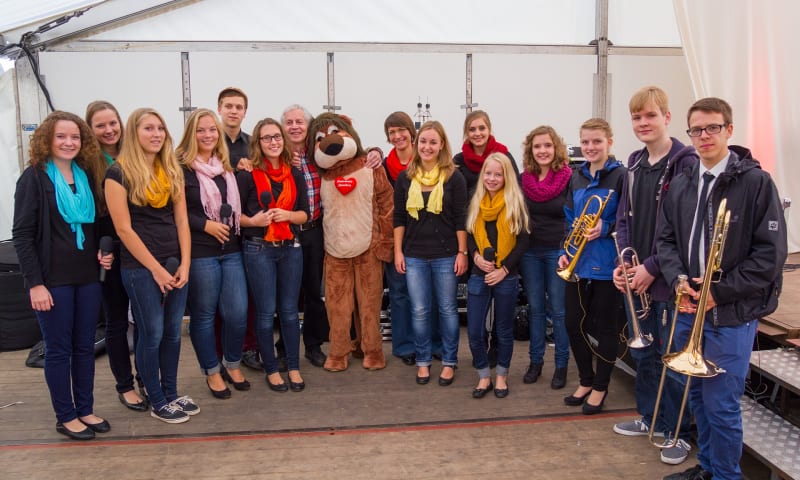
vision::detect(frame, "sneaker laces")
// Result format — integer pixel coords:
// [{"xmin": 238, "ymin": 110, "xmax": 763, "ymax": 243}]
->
[
  {"xmin": 663, "ymin": 437, "xmax": 691, "ymax": 451},
  {"xmin": 159, "ymin": 403, "xmax": 182, "ymax": 415},
  {"xmin": 172, "ymin": 395, "xmax": 194, "ymax": 407}
]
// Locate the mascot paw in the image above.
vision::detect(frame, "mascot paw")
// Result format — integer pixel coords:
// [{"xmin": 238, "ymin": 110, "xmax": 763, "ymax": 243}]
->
[
  {"xmin": 324, "ymin": 356, "xmax": 349, "ymax": 372},
  {"xmin": 362, "ymin": 351, "xmax": 387, "ymax": 371}
]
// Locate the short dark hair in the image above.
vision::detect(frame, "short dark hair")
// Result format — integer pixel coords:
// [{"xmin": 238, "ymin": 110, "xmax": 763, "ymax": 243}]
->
[
  {"xmin": 687, "ymin": 97, "xmax": 732, "ymax": 126},
  {"xmin": 383, "ymin": 111, "xmax": 416, "ymax": 142},
  {"xmin": 217, "ymin": 87, "xmax": 248, "ymax": 109}
]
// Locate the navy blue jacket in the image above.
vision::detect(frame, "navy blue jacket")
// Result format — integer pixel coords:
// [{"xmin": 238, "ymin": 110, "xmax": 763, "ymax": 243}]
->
[{"xmin": 657, "ymin": 146, "xmax": 786, "ymax": 326}]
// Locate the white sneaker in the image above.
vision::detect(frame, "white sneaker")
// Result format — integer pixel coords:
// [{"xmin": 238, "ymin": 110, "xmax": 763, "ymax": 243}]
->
[
  {"xmin": 612, "ymin": 418, "xmax": 664, "ymax": 437},
  {"xmin": 660, "ymin": 438, "xmax": 692, "ymax": 465},
  {"xmin": 170, "ymin": 396, "xmax": 200, "ymax": 416}
]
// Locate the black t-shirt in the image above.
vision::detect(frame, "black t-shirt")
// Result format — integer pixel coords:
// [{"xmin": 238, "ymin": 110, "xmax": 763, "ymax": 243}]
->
[
  {"xmin": 183, "ymin": 166, "xmax": 241, "ymax": 258},
  {"xmin": 631, "ymin": 151, "xmax": 668, "ymax": 257},
  {"xmin": 44, "ymin": 176, "xmax": 99, "ymax": 287},
  {"xmin": 105, "ymin": 163, "xmax": 181, "ymax": 269},
  {"xmin": 525, "ymin": 186, "xmax": 569, "ymax": 249}
]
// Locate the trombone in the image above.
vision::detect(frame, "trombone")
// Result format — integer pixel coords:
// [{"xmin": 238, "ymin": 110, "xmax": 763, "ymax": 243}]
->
[
  {"xmin": 557, "ymin": 190, "xmax": 614, "ymax": 282},
  {"xmin": 649, "ymin": 198, "xmax": 730, "ymax": 448},
  {"xmin": 611, "ymin": 232, "xmax": 652, "ymax": 349}
]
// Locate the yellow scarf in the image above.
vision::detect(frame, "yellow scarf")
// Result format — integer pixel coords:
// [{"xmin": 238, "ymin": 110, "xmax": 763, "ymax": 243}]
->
[
  {"xmin": 407, "ymin": 165, "xmax": 445, "ymax": 220},
  {"xmin": 473, "ymin": 190, "xmax": 515, "ymax": 267},
  {"xmin": 145, "ymin": 160, "xmax": 171, "ymax": 208}
]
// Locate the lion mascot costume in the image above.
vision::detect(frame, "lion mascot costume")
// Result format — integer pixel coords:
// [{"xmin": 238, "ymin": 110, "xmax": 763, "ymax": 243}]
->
[{"xmin": 308, "ymin": 113, "xmax": 393, "ymax": 371}]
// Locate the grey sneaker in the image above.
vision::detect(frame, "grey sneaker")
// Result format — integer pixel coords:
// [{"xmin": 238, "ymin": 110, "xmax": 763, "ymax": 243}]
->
[
  {"xmin": 660, "ymin": 438, "xmax": 691, "ymax": 465},
  {"xmin": 612, "ymin": 418, "xmax": 664, "ymax": 437},
  {"xmin": 151, "ymin": 403, "xmax": 190, "ymax": 424},
  {"xmin": 170, "ymin": 396, "xmax": 200, "ymax": 416}
]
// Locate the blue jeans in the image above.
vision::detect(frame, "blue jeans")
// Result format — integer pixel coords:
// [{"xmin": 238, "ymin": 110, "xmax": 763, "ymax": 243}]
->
[
  {"xmin": 122, "ymin": 267, "xmax": 188, "ymax": 411},
  {"xmin": 519, "ymin": 247, "xmax": 568, "ymax": 368},
  {"xmin": 673, "ymin": 313, "xmax": 757, "ymax": 480},
  {"xmin": 36, "ymin": 282, "xmax": 102, "ymax": 423},
  {"xmin": 243, "ymin": 239, "xmax": 302, "ymax": 373},
  {"xmin": 385, "ymin": 262, "xmax": 442, "ymax": 357},
  {"xmin": 405, "ymin": 256, "xmax": 460, "ymax": 366},
  {"xmin": 188, "ymin": 252, "xmax": 248, "ymax": 374},
  {"xmin": 466, "ymin": 274, "xmax": 518, "ymax": 378},
  {"xmin": 628, "ymin": 300, "xmax": 690, "ymax": 439}
]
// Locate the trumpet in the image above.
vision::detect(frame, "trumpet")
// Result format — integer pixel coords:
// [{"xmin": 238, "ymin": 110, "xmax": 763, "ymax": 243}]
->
[
  {"xmin": 649, "ymin": 198, "xmax": 730, "ymax": 448},
  {"xmin": 557, "ymin": 190, "xmax": 614, "ymax": 282},
  {"xmin": 611, "ymin": 232, "xmax": 652, "ymax": 349}
]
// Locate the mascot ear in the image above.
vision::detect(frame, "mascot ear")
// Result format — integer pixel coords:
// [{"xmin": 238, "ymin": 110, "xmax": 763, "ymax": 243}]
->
[{"xmin": 337, "ymin": 114, "xmax": 354, "ymax": 128}]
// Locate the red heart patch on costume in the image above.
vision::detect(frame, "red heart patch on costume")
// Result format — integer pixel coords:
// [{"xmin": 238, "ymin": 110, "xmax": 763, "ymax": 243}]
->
[{"xmin": 335, "ymin": 177, "xmax": 357, "ymax": 195}]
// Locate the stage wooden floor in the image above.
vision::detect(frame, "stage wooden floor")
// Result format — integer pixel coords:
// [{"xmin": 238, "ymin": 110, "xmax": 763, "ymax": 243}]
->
[{"xmin": 5, "ymin": 252, "xmax": 798, "ymax": 479}]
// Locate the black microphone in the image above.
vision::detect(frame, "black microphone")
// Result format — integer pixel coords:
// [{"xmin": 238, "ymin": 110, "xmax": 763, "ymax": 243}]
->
[
  {"xmin": 162, "ymin": 256, "xmax": 180, "ymax": 307},
  {"xmin": 483, "ymin": 247, "xmax": 496, "ymax": 266},
  {"xmin": 259, "ymin": 191, "xmax": 272, "ymax": 213},
  {"xmin": 99, "ymin": 236, "xmax": 113, "ymax": 282},
  {"xmin": 220, "ymin": 203, "xmax": 232, "ymax": 224}
]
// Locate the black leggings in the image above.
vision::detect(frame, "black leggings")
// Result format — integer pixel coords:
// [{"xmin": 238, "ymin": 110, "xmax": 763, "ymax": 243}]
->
[{"xmin": 564, "ymin": 279, "xmax": 623, "ymax": 392}]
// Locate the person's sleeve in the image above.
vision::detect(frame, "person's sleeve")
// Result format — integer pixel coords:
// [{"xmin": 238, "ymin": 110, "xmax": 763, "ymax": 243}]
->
[{"xmin": 12, "ymin": 169, "xmax": 44, "ymax": 289}]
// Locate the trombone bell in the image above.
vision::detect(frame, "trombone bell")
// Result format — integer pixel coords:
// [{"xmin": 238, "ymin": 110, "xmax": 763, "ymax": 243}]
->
[{"xmin": 663, "ymin": 350, "xmax": 725, "ymax": 377}]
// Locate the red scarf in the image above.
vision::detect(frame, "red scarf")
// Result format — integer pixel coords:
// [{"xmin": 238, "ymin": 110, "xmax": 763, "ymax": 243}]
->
[
  {"xmin": 461, "ymin": 136, "xmax": 508, "ymax": 173},
  {"xmin": 385, "ymin": 147, "xmax": 410, "ymax": 181},
  {"xmin": 252, "ymin": 161, "xmax": 296, "ymax": 241}
]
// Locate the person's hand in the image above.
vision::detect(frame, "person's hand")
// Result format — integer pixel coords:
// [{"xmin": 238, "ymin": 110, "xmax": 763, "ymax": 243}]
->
[
  {"xmin": 248, "ymin": 210, "xmax": 271, "ymax": 228},
  {"xmin": 627, "ymin": 264, "xmax": 655, "ymax": 295},
  {"xmin": 204, "ymin": 220, "xmax": 231, "ymax": 244},
  {"xmin": 152, "ymin": 265, "xmax": 177, "ymax": 295},
  {"xmin": 394, "ymin": 252, "xmax": 406, "ymax": 274},
  {"xmin": 454, "ymin": 254, "xmax": 468, "ymax": 276},
  {"xmin": 584, "ymin": 219, "xmax": 603, "ymax": 241},
  {"xmin": 557, "ymin": 255, "xmax": 569, "ymax": 270},
  {"xmin": 612, "ymin": 264, "xmax": 627, "ymax": 293},
  {"xmin": 484, "ymin": 267, "xmax": 507, "ymax": 286},
  {"xmin": 474, "ymin": 253, "xmax": 494, "ymax": 274},
  {"xmin": 98, "ymin": 250, "xmax": 114, "ymax": 270},
  {"xmin": 689, "ymin": 276, "xmax": 717, "ymax": 311},
  {"xmin": 365, "ymin": 150, "xmax": 382, "ymax": 169},
  {"xmin": 291, "ymin": 151, "xmax": 303, "ymax": 168},
  {"xmin": 173, "ymin": 263, "xmax": 190, "ymax": 289},
  {"xmin": 677, "ymin": 280, "xmax": 699, "ymax": 314},
  {"xmin": 29, "ymin": 285, "xmax": 54, "ymax": 311},
  {"xmin": 269, "ymin": 208, "xmax": 293, "ymax": 223},
  {"xmin": 236, "ymin": 158, "xmax": 253, "ymax": 172}
]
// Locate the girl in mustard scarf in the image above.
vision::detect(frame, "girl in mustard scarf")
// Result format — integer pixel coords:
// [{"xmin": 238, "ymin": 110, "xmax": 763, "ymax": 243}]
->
[{"xmin": 465, "ymin": 153, "xmax": 530, "ymax": 399}]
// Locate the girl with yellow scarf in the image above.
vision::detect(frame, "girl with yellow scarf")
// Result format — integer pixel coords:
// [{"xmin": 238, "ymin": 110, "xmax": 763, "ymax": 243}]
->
[{"xmin": 465, "ymin": 153, "xmax": 530, "ymax": 399}]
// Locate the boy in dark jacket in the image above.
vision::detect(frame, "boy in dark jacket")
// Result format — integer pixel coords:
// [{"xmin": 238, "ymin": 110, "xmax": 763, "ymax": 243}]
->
[
  {"xmin": 611, "ymin": 86, "xmax": 697, "ymax": 467},
  {"xmin": 659, "ymin": 97, "xmax": 786, "ymax": 480}
]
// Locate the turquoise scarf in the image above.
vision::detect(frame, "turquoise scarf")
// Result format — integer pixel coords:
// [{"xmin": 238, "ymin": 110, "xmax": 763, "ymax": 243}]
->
[
  {"xmin": 102, "ymin": 151, "xmax": 115, "ymax": 165},
  {"xmin": 45, "ymin": 160, "xmax": 96, "ymax": 250}
]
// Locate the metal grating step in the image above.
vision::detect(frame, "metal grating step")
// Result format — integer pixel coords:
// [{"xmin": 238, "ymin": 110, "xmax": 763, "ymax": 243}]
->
[
  {"xmin": 741, "ymin": 397, "xmax": 800, "ymax": 480},
  {"xmin": 750, "ymin": 348, "xmax": 800, "ymax": 396}
]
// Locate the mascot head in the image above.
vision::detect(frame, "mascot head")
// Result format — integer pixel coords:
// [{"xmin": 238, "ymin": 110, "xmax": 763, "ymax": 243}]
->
[{"xmin": 308, "ymin": 113, "xmax": 366, "ymax": 170}]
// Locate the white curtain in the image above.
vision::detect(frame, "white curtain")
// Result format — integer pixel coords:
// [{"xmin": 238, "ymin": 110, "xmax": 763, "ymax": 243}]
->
[{"xmin": 674, "ymin": 0, "xmax": 800, "ymax": 252}]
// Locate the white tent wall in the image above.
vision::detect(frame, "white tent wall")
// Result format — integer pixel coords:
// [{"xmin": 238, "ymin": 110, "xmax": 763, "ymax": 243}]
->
[
  {"xmin": 0, "ymin": 69, "xmax": 19, "ymax": 238},
  {"xmin": 674, "ymin": 0, "xmax": 800, "ymax": 252}
]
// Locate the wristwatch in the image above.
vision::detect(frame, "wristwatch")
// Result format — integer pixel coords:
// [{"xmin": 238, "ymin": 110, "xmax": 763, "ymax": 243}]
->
[{"xmin": 460, "ymin": 250, "xmax": 469, "ymax": 256}]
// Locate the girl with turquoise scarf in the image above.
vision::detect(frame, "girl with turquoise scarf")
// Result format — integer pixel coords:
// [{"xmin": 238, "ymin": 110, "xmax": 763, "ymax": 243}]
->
[{"xmin": 13, "ymin": 111, "xmax": 113, "ymax": 440}]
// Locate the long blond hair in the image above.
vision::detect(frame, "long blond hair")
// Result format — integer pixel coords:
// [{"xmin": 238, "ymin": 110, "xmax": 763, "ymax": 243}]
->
[
  {"xmin": 405, "ymin": 120, "xmax": 455, "ymax": 181},
  {"xmin": 117, "ymin": 108, "xmax": 184, "ymax": 206},
  {"xmin": 466, "ymin": 152, "xmax": 530, "ymax": 236},
  {"xmin": 176, "ymin": 109, "xmax": 231, "ymax": 171}
]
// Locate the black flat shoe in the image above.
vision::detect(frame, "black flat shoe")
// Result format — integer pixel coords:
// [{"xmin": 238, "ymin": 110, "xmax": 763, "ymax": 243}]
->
[
  {"xmin": 438, "ymin": 366, "xmax": 456, "ymax": 386},
  {"xmin": 472, "ymin": 381, "xmax": 494, "ymax": 399},
  {"xmin": 305, "ymin": 348, "xmax": 327, "ymax": 368},
  {"xmin": 416, "ymin": 375, "xmax": 430, "ymax": 385},
  {"xmin": 494, "ymin": 386, "xmax": 509, "ymax": 398},
  {"xmin": 400, "ymin": 354, "xmax": 416, "ymax": 366},
  {"xmin": 221, "ymin": 367, "xmax": 251, "ymax": 391},
  {"xmin": 564, "ymin": 390, "xmax": 591, "ymax": 406},
  {"xmin": 266, "ymin": 375, "xmax": 289, "ymax": 392},
  {"xmin": 551, "ymin": 367, "xmax": 568, "ymax": 390},
  {"xmin": 582, "ymin": 391, "xmax": 608, "ymax": 415},
  {"xmin": 207, "ymin": 378, "xmax": 232, "ymax": 399},
  {"xmin": 290, "ymin": 380, "xmax": 305, "ymax": 392},
  {"xmin": 118, "ymin": 392, "xmax": 148, "ymax": 412},
  {"xmin": 56, "ymin": 422, "xmax": 95, "ymax": 440},
  {"xmin": 80, "ymin": 418, "xmax": 111, "ymax": 433}
]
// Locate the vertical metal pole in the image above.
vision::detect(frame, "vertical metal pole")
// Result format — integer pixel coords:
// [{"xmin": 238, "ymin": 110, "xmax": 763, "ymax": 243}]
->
[
  {"xmin": 593, "ymin": 0, "xmax": 610, "ymax": 119},
  {"xmin": 460, "ymin": 53, "xmax": 478, "ymax": 113},
  {"xmin": 323, "ymin": 52, "xmax": 340, "ymax": 112},
  {"xmin": 179, "ymin": 51, "xmax": 195, "ymax": 121}
]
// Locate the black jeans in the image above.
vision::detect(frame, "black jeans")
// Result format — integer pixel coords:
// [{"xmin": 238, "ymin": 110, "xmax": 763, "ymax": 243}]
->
[
  {"xmin": 276, "ymin": 224, "xmax": 329, "ymax": 352},
  {"xmin": 564, "ymin": 279, "xmax": 623, "ymax": 391},
  {"xmin": 103, "ymin": 242, "xmax": 141, "ymax": 393}
]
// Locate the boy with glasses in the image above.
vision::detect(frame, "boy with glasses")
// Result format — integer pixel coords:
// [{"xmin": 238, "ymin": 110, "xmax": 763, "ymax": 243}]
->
[{"xmin": 658, "ymin": 97, "xmax": 786, "ymax": 480}]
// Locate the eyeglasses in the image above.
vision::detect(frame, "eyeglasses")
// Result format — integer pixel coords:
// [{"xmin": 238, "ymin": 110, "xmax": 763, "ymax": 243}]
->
[
  {"xmin": 686, "ymin": 124, "xmax": 727, "ymax": 137},
  {"xmin": 259, "ymin": 134, "xmax": 283, "ymax": 143}
]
